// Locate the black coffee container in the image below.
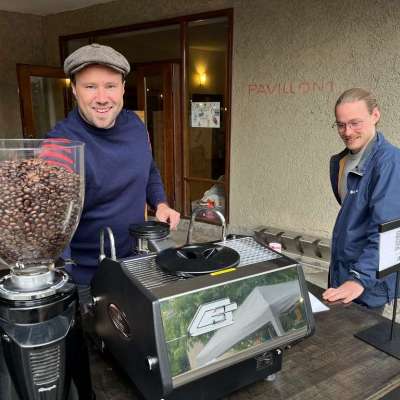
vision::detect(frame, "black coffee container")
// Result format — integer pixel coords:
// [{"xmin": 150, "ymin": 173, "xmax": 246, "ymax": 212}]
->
[{"xmin": 0, "ymin": 277, "xmax": 94, "ymax": 400}]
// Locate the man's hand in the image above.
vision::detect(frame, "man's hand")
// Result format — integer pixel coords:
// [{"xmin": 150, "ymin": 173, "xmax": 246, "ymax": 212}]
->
[
  {"xmin": 155, "ymin": 203, "xmax": 180, "ymax": 230},
  {"xmin": 322, "ymin": 280, "xmax": 364, "ymax": 304}
]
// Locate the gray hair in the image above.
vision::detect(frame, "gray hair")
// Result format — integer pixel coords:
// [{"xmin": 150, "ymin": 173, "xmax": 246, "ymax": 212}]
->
[{"xmin": 335, "ymin": 88, "xmax": 378, "ymax": 114}]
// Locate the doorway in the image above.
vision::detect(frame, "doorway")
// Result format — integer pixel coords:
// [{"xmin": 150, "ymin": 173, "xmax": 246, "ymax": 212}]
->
[
  {"xmin": 51, "ymin": 9, "xmax": 233, "ymax": 218},
  {"xmin": 133, "ymin": 62, "xmax": 181, "ymax": 210},
  {"xmin": 16, "ymin": 61, "xmax": 182, "ymax": 211}
]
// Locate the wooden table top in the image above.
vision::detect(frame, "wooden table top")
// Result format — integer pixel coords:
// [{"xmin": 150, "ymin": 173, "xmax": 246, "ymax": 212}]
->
[
  {"xmin": 89, "ymin": 284, "xmax": 400, "ymax": 400},
  {"xmin": 262, "ymin": 299, "xmax": 400, "ymax": 400}
]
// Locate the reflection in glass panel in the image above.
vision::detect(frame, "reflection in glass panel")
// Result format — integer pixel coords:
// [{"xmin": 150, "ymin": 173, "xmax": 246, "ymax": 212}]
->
[
  {"xmin": 95, "ymin": 25, "xmax": 180, "ymax": 113},
  {"xmin": 124, "ymin": 72, "xmax": 139, "ymax": 112},
  {"xmin": 145, "ymin": 75, "xmax": 165, "ymax": 179},
  {"xmin": 187, "ymin": 18, "xmax": 228, "ymax": 180},
  {"xmin": 66, "ymin": 38, "xmax": 91, "ymax": 56},
  {"xmin": 189, "ymin": 180, "xmax": 225, "ymax": 221},
  {"xmin": 95, "ymin": 25, "xmax": 180, "ymax": 63},
  {"xmin": 30, "ymin": 77, "xmax": 68, "ymax": 138},
  {"xmin": 159, "ymin": 266, "xmax": 308, "ymax": 379}
]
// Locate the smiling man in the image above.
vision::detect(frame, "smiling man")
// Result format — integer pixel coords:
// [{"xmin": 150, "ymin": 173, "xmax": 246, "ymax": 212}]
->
[
  {"xmin": 46, "ymin": 43, "xmax": 180, "ymax": 287},
  {"xmin": 322, "ymin": 88, "xmax": 400, "ymax": 309},
  {"xmin": 72, "ymin": 64, "xmax": 125, "ymax": 129}
]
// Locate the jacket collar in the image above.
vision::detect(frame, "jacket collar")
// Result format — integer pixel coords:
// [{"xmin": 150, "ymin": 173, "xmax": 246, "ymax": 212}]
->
[
  {"xmin": 352, "ymin": 133, "xmax": 379, "ymax": 176},
  {"xmin": 333, "ymin": 132, "xmax": 382, "ymax": 176},
  {"xmin": 330, "ymin": 132, "xmax": 384, "ymax": 204}
]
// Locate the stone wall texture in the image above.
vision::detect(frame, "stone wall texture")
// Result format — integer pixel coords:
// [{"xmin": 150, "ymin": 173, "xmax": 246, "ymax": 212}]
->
[{"xmin": 0, "ymin": 11, "xmax": 45, "ymax": 137}]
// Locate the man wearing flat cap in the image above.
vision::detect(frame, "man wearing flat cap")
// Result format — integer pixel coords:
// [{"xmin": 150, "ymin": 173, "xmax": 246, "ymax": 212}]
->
[{"xmin": 46, "ymin": 43, "xmax": 180, "ymax": 286}]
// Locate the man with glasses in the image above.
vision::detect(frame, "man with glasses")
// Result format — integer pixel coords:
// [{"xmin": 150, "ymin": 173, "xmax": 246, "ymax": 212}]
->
[{"xmin": 322, "ymin": 88, "xmax": 400, "ymax": 309}]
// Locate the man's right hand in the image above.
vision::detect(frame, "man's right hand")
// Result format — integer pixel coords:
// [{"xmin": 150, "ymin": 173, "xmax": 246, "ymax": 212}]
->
[
  {"xmin": 155, "ymin": 203, "xmax": 180, "ymax": 230},
  {"xmin": 322, "ymin": 280, "xmax": 364, "ymax": 304}
]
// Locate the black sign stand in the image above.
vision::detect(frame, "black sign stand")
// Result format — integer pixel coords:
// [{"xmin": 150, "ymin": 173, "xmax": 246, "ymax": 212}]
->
[{"xmin": 355, "ymin": 219, "xmax": 400, "ymax": 359}]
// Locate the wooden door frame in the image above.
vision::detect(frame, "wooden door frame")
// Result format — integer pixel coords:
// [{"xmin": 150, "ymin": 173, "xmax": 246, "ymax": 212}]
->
[
  {"xmin": 134, "ymin": 62, "xmax": 181, "ymax": 210},
  {"xmin": 181, "ymin": 15, "xmax": 232, "ymax": 219},
  {"xmin": 59, "ymin": 8, "xmax": 233, "ymax": 220},
  {"xmin": 16, "ymin": 64, "xmax": 69, "ymax": 138}
]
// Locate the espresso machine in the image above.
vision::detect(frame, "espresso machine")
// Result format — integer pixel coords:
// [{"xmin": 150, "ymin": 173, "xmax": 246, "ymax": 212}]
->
[
  {"xmin": 0, "ymin": 139, "xmax": 94, "ymax": 400},
  {"xmin": 92, "ymin": 209, "xmax": 315, "ymax": 400}
]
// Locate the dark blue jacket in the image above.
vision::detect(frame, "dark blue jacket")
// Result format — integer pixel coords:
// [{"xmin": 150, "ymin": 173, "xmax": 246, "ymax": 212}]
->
[
  {"xmin": 47, "ymin": 108, "xmax": 166, "ymax": 284},
  {"xmin": 330, "ymin": 132, "xmax": 400, "ymax": 308}
]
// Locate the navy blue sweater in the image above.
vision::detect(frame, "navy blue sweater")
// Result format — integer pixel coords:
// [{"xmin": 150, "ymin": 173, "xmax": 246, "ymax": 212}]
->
[{"xmin": 47, "ymin": 108, "xmax": 166, "ymax": 284}]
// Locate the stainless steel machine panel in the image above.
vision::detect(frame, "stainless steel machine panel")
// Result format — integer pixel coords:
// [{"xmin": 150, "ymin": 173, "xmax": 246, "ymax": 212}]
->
[
  {"xmin": 158, "ymin": 264, "xmax": 309, "ymax": 387},
  {"xmin": 92, "ymin": 236, "xmax": 314, "ymax": 400}
]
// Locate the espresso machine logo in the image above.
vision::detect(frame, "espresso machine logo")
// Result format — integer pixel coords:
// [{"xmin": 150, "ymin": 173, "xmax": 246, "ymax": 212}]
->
[{"xmin": 188, "ymin": 298, "xmax": 238, "ymax": 337}]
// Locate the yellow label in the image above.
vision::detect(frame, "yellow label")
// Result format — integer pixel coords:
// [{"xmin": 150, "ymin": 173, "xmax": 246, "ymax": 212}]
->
[{"xmin": 211, "ymin": 268, "xmax": 236, "ymax": 276}]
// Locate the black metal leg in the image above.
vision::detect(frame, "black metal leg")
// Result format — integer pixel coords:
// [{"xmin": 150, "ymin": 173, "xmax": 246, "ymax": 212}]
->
[{"xmin": 390, "ymin": 271, "xmax": 400, "ymax": 340}]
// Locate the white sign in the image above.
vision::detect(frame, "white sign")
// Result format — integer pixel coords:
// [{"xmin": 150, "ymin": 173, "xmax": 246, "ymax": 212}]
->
[
  {"xmin": 379, "ymin": 227, "xmax": 400, "ymax": 271},
  {"xmin": 191, "ymin": 101, "xmax": 220, "ymax": 128}
]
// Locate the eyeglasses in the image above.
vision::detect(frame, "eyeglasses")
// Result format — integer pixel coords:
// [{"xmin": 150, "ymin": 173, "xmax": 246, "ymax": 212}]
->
[{"xmin": 332, "ymin": 120, "xmax": 364, "ymax": 132}]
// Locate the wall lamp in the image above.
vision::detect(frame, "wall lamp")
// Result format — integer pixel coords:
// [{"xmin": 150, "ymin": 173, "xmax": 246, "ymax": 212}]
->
[{"xmin": 198, "ymin": 72, "xmax": 207, "ymax": 87}]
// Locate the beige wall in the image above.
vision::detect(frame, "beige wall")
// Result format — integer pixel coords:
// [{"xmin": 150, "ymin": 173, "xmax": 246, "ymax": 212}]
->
[
  {"xmin": 11, "ymin": 0, "xmax": 400, "ymax": 239},
  {"xmin": 230, "ymin": 0, "xmax": 400, "ymax": 237},
  {"xmin": 0, "ymin": 11, "xmax": 45, "ymax": 138}
]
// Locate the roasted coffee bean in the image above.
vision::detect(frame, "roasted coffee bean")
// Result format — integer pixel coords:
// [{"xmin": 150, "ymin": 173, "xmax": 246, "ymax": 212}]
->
[{"xmin": 0, "ymin": 158, "xmax": 82, "ymax": 267}]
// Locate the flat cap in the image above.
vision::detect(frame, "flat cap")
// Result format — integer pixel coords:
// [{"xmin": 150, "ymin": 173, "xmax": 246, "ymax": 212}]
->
[{"xmin": 64, "ymin": 43, "xmax": 130, "ymax": 77}]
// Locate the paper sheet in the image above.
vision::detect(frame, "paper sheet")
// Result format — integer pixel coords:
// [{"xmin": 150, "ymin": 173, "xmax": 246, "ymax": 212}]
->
[
  {"xmin": 308, "ymin": 291, "xmax": 330, "ymax": 313},
  {"xmin": 379, "ymin": 227, "xmax": 400, "ymax": 271}
]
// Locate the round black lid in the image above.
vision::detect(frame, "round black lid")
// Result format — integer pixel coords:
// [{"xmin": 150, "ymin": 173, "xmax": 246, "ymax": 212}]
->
[
  {"xmin": 128, "ymin": 221, "xmax": 170, "ymax": 240},
  {"xmin": 156, "ymin": 243, "xmax": 240, "ymax": 277}
]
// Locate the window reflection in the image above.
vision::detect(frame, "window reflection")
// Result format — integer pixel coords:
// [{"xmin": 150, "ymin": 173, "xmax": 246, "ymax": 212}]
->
[{"xmin": 30, "ymin": 77, "xmax": 67, "ymax": 138}]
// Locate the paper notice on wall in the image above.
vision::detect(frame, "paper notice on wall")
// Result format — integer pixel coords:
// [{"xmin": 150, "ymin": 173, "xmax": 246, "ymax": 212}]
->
[
  {"xmin": 379, "ymin": 227, "xmax": 400, "ymax": 271},
  {"xmin": 191, "ymin": 102, "xmax": 220, "ymax": 128}
]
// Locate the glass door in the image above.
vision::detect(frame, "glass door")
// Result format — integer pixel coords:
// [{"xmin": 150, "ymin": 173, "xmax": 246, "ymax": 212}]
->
[
  {"xmin": 17, "ymin": 64, "xmax": 72, "ymax": 138},
  {"xmin": 184, "ymin": 17, "xmax": 230, "ymax": 220},
  {"xmin": 59, "ymin": 9, "xmax": 233, "ymax": 219},
  {"xmin": 135, "ymin": 62, "xmax": 181, "ymax": 210}
]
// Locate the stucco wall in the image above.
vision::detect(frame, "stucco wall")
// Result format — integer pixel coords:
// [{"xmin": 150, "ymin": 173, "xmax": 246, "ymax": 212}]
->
[
  {"xmin": 42, "ymin": 0, "xmax": 400, "ymax": 238},
  {"xmin": 230, "ymin": 0, "xmax": 400, "ymax": 237},
  {"xmin": 0, "ymin": 11, "xmax": 45, "ymax": 138}
]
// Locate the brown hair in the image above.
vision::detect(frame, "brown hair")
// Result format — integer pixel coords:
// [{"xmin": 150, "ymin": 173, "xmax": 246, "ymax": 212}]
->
[{"xmin": 335, "ymin": 88, "xmax": 378, "ymax": 114}]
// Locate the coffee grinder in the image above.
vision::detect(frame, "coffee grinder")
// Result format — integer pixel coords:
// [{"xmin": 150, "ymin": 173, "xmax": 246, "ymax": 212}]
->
[{"xmin": 0, "ymin": 139, "xmax": 94, "ymax": 400}]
